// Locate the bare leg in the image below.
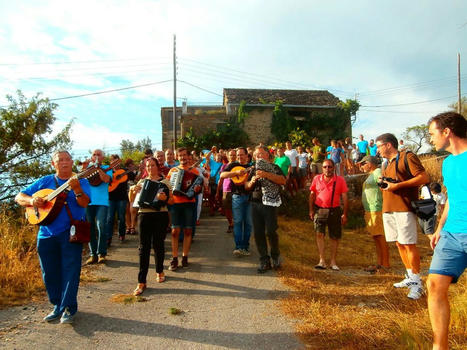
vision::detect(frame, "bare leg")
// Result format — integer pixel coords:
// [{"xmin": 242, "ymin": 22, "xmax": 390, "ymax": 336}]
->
[
  {"xmin": 405, "ymin": 244, "xmax": 421, "ymax": 274},
  {"xmin": 171, "ymin": 228, "xmax": 180, "ymax": 257},
  {"xmin": 316, "ymin": 232, "xmax": 326, "ymax": 264},
  {"xmin": 427, "ymin": 274, "xmax": 452, "ymax": 350},
  {"xmin": 330, "ymin": 238, "xmax": 339, "ymax": 266},
  {"xmin": 182, "ymin": 228, "xmax": 193, "ymax": 257},
  {"xmin": 374, "ymin": 235, "xmax": 390, "ymax": 268}
]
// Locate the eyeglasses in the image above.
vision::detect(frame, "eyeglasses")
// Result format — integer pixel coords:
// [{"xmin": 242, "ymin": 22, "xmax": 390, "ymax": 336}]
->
[
  {"xmin": 322, "ymin": 165, "xmax": 334, "ymax": 169},
  {"xmin": 376, "ymin": 143, "xmax": 387, "ymax": 149}
]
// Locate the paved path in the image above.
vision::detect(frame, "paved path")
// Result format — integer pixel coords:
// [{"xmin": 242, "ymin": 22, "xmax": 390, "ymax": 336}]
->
[{"xmin": 0, "ymin": 213, "xmax": 302, "ymax": 350}]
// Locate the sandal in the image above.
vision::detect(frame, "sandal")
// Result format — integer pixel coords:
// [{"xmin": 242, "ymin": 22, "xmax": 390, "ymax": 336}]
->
[
  {"xmin": 364, "ymin": 265, "xmax": 381, "ymax": 273},
  {"xmin": 314, "ymin": 263, "xmax": 327, "ymax": 270},
  {"xmin": 156, "ymin": 273, "xmax": 165, "ymax": 283},
  {"xmin": 330, "ymin": 265, "xmax": 340, "ymax": 271},
  {"xmin": 133, "ymin": 283, "xmax": 146, "ymax": 296},
  {"xmin": 129, "ymin": 228, "xmax": 136, "ymax": 235}
]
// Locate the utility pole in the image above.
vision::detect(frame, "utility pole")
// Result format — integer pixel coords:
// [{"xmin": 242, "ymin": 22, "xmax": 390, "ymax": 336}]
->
[
  {"xmin": 172, "ymin": 34, "xmax": 177, "ymax": 150},
  {"xmin": 457, "ymin": 53, "xmax": 462, "ymax": 114}
]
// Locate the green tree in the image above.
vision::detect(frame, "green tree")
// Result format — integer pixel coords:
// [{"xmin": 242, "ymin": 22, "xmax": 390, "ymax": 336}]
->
[
  {"xmin": 271, "ymin": 101, "xmax": 297, "ymax": 142},
  {"xmin": 0, "ymin": 91, "xmax": 72, "ymax": 201},
  {"xmin": 288, "ymin": 128, "xmax": 313, "ymax": 147},
  {"xmin": 402, "ymin": 124, "xmax": 430, "ymax": 154}
]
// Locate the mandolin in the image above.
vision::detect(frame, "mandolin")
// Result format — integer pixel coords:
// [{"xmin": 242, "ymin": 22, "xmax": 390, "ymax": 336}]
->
[
  {"xmin": 86, "ymin": 159, "xmax": 121, "ymax": 186},
  {"xmin": 230, "ymin": 165, "xmax": 254, "ymax": 184},
  {"xmin": 25, "ymin": 167, "xmax": 97, "ymax": 225}
]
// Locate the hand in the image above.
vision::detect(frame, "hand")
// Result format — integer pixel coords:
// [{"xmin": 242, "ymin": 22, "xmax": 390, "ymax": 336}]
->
[
  {"xmin": 236, "ymin": 169, "xmax": 246, "ymax": 176},
  {"xmin": 134, "ymin": 184, "xmax": 142, "ymax": 193},
  {"xmin": 341, "ymin": 214, "xmax": 348, "ymax": 226},
  {"xmin": 31, "ymin": 196, "xmax": 47, "ymax": 208},
  {"xmin": 156, "ymin": 192, "xmax": 167, "ymax": 201},
  {"xmin": 256, "ymin": 170, "xmax": 268, "ymax": 179},
  {"xmin": 383, "ymin": 182, "xmax": 399, "ymax": 192},
  {"xmin": 309, "ymin": 210, "xmax": 315, "ymax": 221},
  {"xmin": 68, "ymin": 176, "xmax": 80, "ymax": 192},
  {"xmin": 430, "ymin": 231, "xmax": 441, "ymax": 250}
]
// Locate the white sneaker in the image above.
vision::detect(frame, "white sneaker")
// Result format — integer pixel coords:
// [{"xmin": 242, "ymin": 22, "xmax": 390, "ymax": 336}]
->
[
  {"xmin": 393, "ymin": 274, "xmax": 412, "ymax": 288},
  {"xmin": 407, "ymin": 282, "xmax": 424, "ymax": 300},
  {"xmin": 233, "ymin": 249, "xmax": 242, "ymax": 257},
  {"xmin": 240, "ymin": 249, "xmax": 251, "ymax": 256}
]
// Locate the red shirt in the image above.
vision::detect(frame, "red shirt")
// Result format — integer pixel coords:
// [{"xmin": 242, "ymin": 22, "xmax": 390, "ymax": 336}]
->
[{"xmin": 310, "ymin": 174, "xmax": 348, "ymax": 208}]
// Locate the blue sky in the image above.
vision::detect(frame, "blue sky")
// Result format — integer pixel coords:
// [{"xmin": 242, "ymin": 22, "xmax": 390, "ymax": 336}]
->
[{"xmin": 1, "ymin": 0, "xmax": 466, "ymax": 159}]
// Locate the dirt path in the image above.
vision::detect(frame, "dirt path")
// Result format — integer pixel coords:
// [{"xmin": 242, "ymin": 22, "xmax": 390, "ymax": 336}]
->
[{"xmin": 0, "ymin": 213, "xmax": 302, "ymax": 350}]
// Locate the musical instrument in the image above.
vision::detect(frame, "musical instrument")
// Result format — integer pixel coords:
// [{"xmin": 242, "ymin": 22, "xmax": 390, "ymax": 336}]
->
[
  {"xmin": 137, "ymin": 179, "xmax": 170, "ymax": 210},
  {"xmin": 108, "ymin": 168, "xmax": 134, "ymax": 192},
  {"xmin": 231, "ymin": 165, "xmax": 254, "ymax": 184},
  {"xmin": 85, "ymin": 159, "xmax": 121, "ymax": 186},
  {"xmin": 25, "ymin": 167, "xmax": 96, "ymax": 225},
  {"xmin": 255, "ymin": 159, "xmax": 282, "ymax": 207},
  {"xmin": 169, "ymin": 168, "xmax": 204, "ymax": 199}
]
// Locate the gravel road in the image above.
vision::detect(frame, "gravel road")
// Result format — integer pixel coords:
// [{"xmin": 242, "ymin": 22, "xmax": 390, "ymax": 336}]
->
[{"xmin": 0, "ymin": 212, "xmax": 302, "ymax": 350}]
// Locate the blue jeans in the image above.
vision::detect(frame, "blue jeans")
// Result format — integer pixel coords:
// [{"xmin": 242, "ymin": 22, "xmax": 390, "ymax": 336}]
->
[
  {"xmin": 232, "ymin": 194, "xmax": 252, "ymax": 250},
  {"xmin": 86, "ymin": 205, "xmax": 108, "ymax": 256},
  {"xmin": 106, "ymin": 199, "xmax": 127, "ymax": 240},
  {"xmin": 37, "ymin": 230, "xmax": 83, "ymax": 315}
]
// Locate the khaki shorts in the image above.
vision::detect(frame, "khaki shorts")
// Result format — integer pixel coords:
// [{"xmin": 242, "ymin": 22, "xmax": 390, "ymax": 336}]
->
[
  {"xmin": 382, "ymin": 212, "xmax": 418, "ymax": 244},
  {"xmin": 364, "ymin": 211, "xmax": 384, "ymax": 236},
  {"xmin": 310, "ymin": 162, "xmax": 322, "ymax": 174}
]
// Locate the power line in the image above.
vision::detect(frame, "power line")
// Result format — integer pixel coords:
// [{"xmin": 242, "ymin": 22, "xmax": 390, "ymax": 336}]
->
[
  {"xmin": 361, "ymin": 95, "xmax": 457, "ymax": 108},
  {"xmin": 0, "ymin": 56, "xmax": 171, "ymax": 67},
  {"xmin": 178, "ymin": 80, "xmax": 223, "ymax": 97}
]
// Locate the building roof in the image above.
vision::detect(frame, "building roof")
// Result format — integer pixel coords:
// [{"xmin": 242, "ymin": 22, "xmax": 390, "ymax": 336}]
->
[{"xmin": 223, "ymin": 88, "xmax": 340, "ymax": 106}]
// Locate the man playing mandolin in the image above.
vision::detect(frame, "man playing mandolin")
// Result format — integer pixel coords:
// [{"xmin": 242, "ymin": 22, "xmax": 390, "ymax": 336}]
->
[
  {"xmin": 15, "ymin": 150, "xmax": 91, "ymax": 324},
  {"xmin": 220, "ymin": 147, "xmax": 253, "ymax": 256}
]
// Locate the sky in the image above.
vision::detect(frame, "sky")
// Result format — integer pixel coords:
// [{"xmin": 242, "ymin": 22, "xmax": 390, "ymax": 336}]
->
[{"xmin": 1, "ymin": 0, "xmax": 466, "ymax": 159}]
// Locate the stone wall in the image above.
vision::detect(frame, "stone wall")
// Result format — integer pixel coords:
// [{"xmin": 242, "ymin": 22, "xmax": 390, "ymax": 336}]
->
[
  {"xmin": 180, "ymin": 113, "xmax": 229, "ymax": 137},
  {"xmin": 242, "ymin": 109, "xmax": 274, "ymax": 145}
]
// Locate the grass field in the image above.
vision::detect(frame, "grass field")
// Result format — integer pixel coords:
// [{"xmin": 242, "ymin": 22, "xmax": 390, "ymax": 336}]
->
[{"xmin": 277, "ymin": 216, "xmax": 467, "ymax": 349}]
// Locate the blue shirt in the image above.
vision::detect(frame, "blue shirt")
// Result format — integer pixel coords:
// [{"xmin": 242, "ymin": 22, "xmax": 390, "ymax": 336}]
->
[
  {"xmin": 326, "ymin": 146, "xmax": 333, "ymax": 159},
  {"xmin": 369, "ymin": 144, "xmax": 378, "ymax": 156},
  {"xmin": 164, "ymin": 160, "xmax": 180, "ymax": 169},
  {"xmin": 442, "ymin": 150, "xmax": 467, "ymax": 233},
  {"xmin": 357, "ymin": 140, "xmax": 369, "ymax": 154},
  {"xmin": 88, "ymin": 166, "xmax": 112, "ymax": 206},
  {"xmin": 22, "ymin": 175, "xmax": 91, "ymax": 238},
  {"xmin": 209, "ymin": 160, "xmax": 223, "ymax": 184}
]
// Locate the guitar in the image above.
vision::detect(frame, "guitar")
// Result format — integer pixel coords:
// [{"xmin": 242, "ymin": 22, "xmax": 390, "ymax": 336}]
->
[
  {"xmin": 85, "ymin": 159, "xmax": 121, "ymax": 186},
  {"xmin": 108, "ymin": 168, "xmax": 134, "ymax": 192},
  {"xmin": 25, "ymin": 167, "xmax": 96, "ymax": 225},
  {"xmin": 231, "ymin": 165, "xmax": 254, "ymax": 184}
]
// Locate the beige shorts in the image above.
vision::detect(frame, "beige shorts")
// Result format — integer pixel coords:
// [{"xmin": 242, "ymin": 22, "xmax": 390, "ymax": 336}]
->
[
  {"xmin": 310, "ymin": 162, "xmax": 322, "ymax": 174},
  {"xmin": 382, "ymin": 212, "xmax": 418, "ymax": 244},
  {"xmin": 364, "ymin": 211, "xmax": 384, "ymax": 236}
]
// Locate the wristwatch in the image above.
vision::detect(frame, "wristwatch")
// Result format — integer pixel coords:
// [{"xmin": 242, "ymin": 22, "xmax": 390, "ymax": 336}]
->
[{"xmin": 75, "ymin": 192, "xmax": 83, "ymax": 198}]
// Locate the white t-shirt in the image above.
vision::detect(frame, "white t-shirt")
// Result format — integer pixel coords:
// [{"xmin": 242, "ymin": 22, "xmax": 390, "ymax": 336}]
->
[
  {"xmin": 420, "ymin": 186, "xmax": 447, "ymax": 216},
  {"xmin": 297, "ymin": 152, "xmax": 308, "ymax": 168},
  {"xmin": 284, "ymin": 149, "xmax": 298, "ymax": 167}
]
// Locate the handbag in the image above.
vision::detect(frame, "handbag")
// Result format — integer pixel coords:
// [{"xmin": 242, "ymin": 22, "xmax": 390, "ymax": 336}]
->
[
  {"xmin": 411, "ymin": 185, "xmax": 436, "ymax": 220},
  {"xmin": 64, "ymin": 201, "xmax": 91, "ymax": 244},
  {"xmin": 315, "ymin": 181, "xmax": 336, "ymax": 224}
]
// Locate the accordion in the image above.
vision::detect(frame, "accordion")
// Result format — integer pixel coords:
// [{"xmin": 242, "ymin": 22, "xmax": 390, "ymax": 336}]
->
[
  {"xmin": 169, "ymin": 168, "xmax": 203, "ymax": 199},
  {"xmin": 137, "ymin": 179, "xmax": 169, "ymax": 210},
  {"xmin": 255, "ymin": 159, "xmax": 282, "ymax": 207}
]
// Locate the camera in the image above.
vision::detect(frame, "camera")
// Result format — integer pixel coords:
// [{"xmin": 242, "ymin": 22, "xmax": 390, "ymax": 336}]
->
[{"xmin": 378, "ymin": 177, "xmax": 399, "ymax": 189}]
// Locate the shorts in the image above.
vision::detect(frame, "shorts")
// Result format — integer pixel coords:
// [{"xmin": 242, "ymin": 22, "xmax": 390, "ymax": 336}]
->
[
  {"xmin": 382, "ymin": 212, "xmax": 418, "ymax": 244},
  {"xmin": 310, "ymin": 162, "xmax": 322, "ymax": 174},
  {"xmin": 314, "ymin": 206, "xmax": 342, "ymax": 239},
  {"xmin": 364, "ymin": 211, "xmax": 384, "ymax": 236},
  {"xmin": 170, "ymin": 202, "xmax": 196, "ymax": 229},
  {"xmin": 429, "ymin": 231, "xmax": 467, "ymax": 283},
  {"xmin": 290, "ymin": 167, "xmax": 298, "ymax": 178},
  {"xmin": 222, "ymin": 192, "xmax": 232, "ymax": 210},
  {"xmin": 298, "ymin": 167, "xmax": 307, "ymax": 178},
  {"xmin": 418, "ymin": 215, "xmax": 436, "ymax": 235}
]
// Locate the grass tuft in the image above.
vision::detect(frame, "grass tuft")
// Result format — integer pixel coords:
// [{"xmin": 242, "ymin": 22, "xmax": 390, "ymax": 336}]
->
[{"xmin": 111, "ymin": 294, "xmax": 147, "ymax": 304}]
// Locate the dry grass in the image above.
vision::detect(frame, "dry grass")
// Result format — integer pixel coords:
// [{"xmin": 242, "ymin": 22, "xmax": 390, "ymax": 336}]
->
[
  {"xmin": 420, "ymin": 155, "xmax": 445, "ymax": 185},
  {"xmin": 277, "ymin": 217, "xmax": 467, "ymax": 349},
  {"xmin": 0, "ymin": 209, "xmax": 44, "ymax": 307},
  {"xmin": 110, "ymin": 294, "xmax": 147, "ymax": 304}
]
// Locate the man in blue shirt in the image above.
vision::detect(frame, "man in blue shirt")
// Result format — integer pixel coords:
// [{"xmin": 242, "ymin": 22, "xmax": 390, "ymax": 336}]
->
[
  {"xmin": 15, "ymin": 150, "xmax": 91, "ymax": 324},
  {"xmin": 357, "ymin": 134, "xmax": 369, "ymax": 161},
  {"xmin": 368, "ymin": 139, "xmax": 378, "ymax": 156},
  {"xmin": 427, "ymin": 112, "xmax": 467, "ymax": 350}
]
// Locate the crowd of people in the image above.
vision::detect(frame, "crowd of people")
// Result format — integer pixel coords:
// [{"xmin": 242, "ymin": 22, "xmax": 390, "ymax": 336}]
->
[{"xmin": 15, "ymin": 112, "xmax": 467, "ymax": 350}]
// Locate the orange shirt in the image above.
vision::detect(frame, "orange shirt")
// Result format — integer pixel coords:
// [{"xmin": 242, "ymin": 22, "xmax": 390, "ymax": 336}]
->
[{"xmin": 166, "ymin": 166, "xmax": 200, "ymax": 204}]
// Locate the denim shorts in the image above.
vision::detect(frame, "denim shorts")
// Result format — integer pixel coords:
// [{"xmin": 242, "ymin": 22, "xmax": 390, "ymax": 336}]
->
[
  {"xmin": 429, "ymin": 231, "xmax": 467, "ymax": 283},
  {"xmin": 170, "ymin": 202, "xmax": 196, "ymax": 229}
]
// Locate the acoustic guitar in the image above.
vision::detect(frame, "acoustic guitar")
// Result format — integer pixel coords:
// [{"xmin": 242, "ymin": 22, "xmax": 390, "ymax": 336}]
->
[
  {"xmin": 230, "ymin": 165, "xmax": 254, "ymax": 184},
  {"xmin": 108, "ymin": 168, "xmax": 134, "ymax": 192},
  {"xmin": 25, "ymin": 167, "xmax": 96, "ymax": 225}
]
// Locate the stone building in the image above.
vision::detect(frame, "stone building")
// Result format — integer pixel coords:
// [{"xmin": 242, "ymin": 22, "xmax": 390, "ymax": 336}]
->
[{"xmin": 161, "ymin": 88, "xmax": 347, "ymax": 150}]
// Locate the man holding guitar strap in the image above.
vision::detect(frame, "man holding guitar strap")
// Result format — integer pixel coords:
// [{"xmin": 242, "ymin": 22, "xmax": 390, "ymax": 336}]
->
[
  {"xmin": 81, "ymin": 149, "xmax": 112, "ymax": 264},
  {"xmin": 15, "ymin": 150, "xmax": 91, "ymax": 324},
  {"xmin": 220, "ymin": 147, "xmax": 253, "ymax": 256}
]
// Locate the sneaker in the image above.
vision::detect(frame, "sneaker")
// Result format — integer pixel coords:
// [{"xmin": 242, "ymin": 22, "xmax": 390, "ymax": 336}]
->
[
  {"xmin": 60, "ymin": 308, "xmax": 74, "ymax": 324},
  {"xmin": 257, "ymin": 260, "xmax": 272, "ymax": 274},
  {"xmin": 272, "ymin": 256, "xmax": 281, "ymax": 269},
  {"xmin": 97, "ymin": 255, "xmax": 106, "ymax": 264},
  {"xmin": 43, "ymin": 306, "xmax": 61, "ymax": 322},
  {"xmin": 85, "ymin": 256, "xmax": 98, "ymax": 265},
  {"xmin": 168, "ymin": 257, "xmax": 178, "ymax": 271},
  {"xmin": 393, "ymin": 274, "xmax": 412, "ymax": 288},
  {"xmin": 407, "ymin": 282, "xmax": 424, "ymax": 300},
  {"xmin": 181, "ymin": 256, "xmax": 188, "ymax": 267},
  {"xmin": 240, "ymin": 249, "xmax": 251, "ymax": 256},
  {"xmin": 233, "ymin": 249, "xmax": 242, "ymax": 257}
]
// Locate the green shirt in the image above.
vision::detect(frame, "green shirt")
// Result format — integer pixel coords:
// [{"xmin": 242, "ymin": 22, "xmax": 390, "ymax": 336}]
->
[
  {"xmin": 362, "ymin": 168, "xmax": 382, "ymax": 212},
  {"xmin": 312, "ymin": 145, "xmax": 325, "ymax": 163},
  {"xmin": 274, "ymin": 155, "xmax": 291, "ymax": 176}
]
